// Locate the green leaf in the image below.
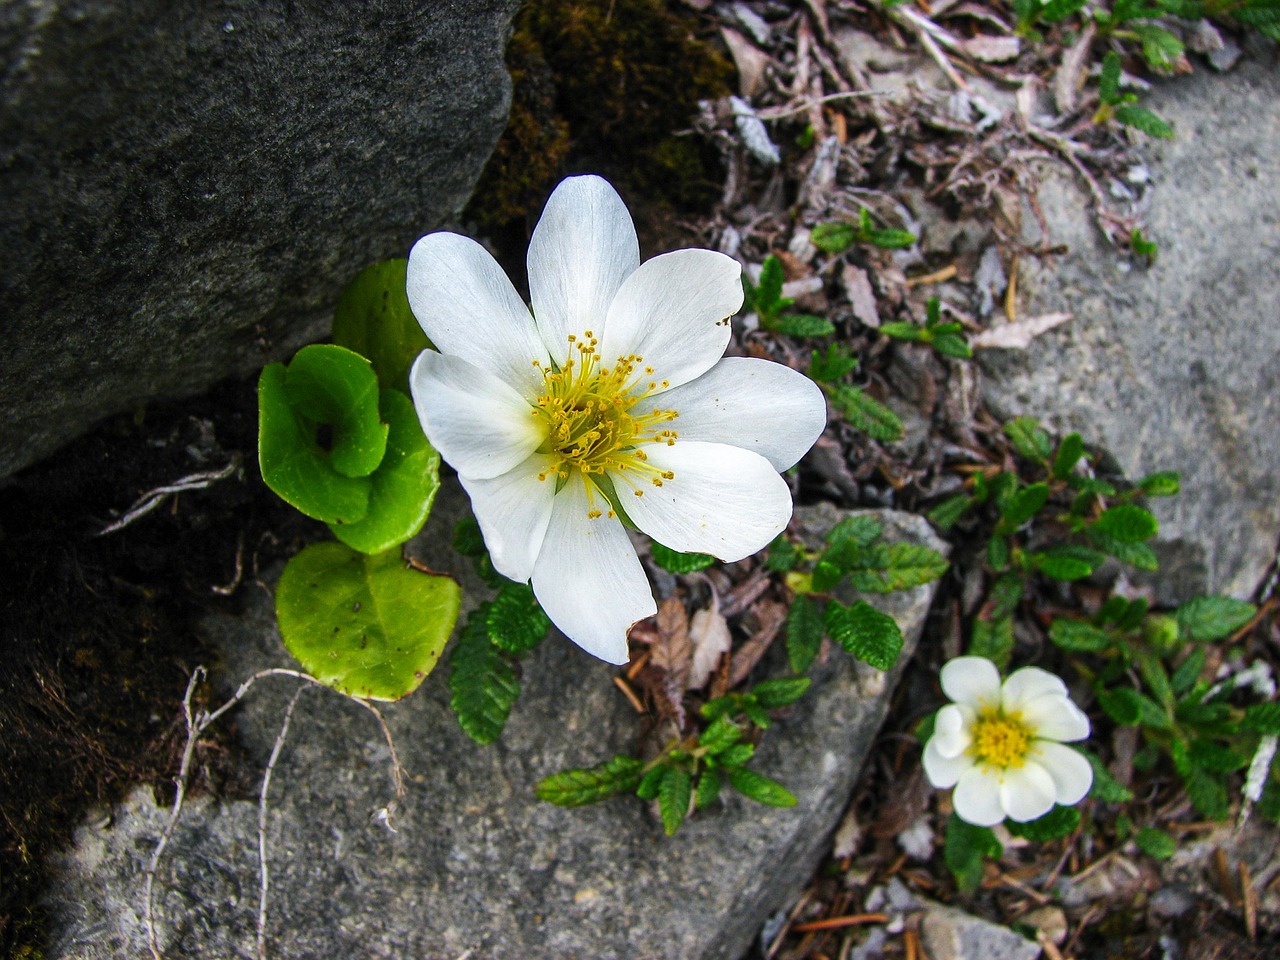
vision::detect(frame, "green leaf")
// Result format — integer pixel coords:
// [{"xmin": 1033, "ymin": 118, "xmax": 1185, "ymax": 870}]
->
[
  {"xmin": 867, "ymin": 227, "xmax": 917, "ymax": 250},
  {"xmin": 945, "ymin": 814, "xmax": 1001, "ymax": 893},
  {"xmin": 1187, "ymin": 738, "xmax": 1248, "ymax": 773},
  {"xmin": 328, "ymin": 389, "xmax": 441, "ymax": 554},
  {"xmin": 766, "ymin": 534, "xmax": 802, "ymax": 573},
  {"xmin": 880, "ymin": 321, "xmax": 928, "ymax": 342},
  {"xmin": 1138, "ymin": 469, "xmax": 1180, "ymax": 497},
  {"xmin": 1005, "ymin": 805, "xmax": 1081, "ymax": 842},
  {"xmin": 1183, "ymin": 767, "xmax": 1229, "ymax": 820},
  {"xmin": 1174, "ymin": 596, "xmax": 1256, "ymax": 642},
  {"xmin": 1135, "ymin": 827, "xmax": 1177, "ymax": 860},
  {"xmin": 1099, "ymin": 51, "xmax": 1122, "ymax": 105},
  {"xmin": 258, "ymin": 361, "xmax": 372, "ymax": 525},
  {"xmin": 1114, "ymin": 104, "xmax": 1175, "ymax": 139},
  {"xmin": 752, "ymin": 676, "xmax": 812, "ymax": 709},
  {"xmin": 452, "ymin": 517, "xmax": 487, "ymax": 557},
  {"xmin": 649, "ymin": 541, "xmax": 716, "ymax": 574},
  {"xmin": 969, "ymin": 616, "xmax": 1014, "ymax": 671},
  {"xmin": 826, "ymin": 383, "xmax": 903, "ymax": 441},
  {"xmin": 276, "ymin": 542, "xmax": 460, "ymax": 701},
  {"xmin": 824, "ymin": 600, "xmax": 902, "ymax": 670},
  {"xmin": 810, "ymin": 222, "xmax": 858, "ymax": 254},
  {"xmin": 1049, "ymin": 618, "xmax": 1112, "ymax": 653},
  {"xmin": 1133, "ymin": 24, "xmax": 1185, "ymax": 71},
  {"xmin": 1042, "ymin": 0, "xmax": 1087, "ymax": 21},
  {"xmin": 1088, "ymin": 529, "xmax": 1159, "ymax": 571},
  {"xmin": 659, "ymin": 768, "xmax": 693, "ymax": 835},
  {"xmin": 725, "ymin": 767, "xmax": 797, "ymax": 807},
  {"xmin": 786, "ymin": 595, "xmax": 825, "ymax": 674},
  {"xmin": 331, "ymin": 259, "xmax": 431, "ymax": 393},
  {"xmin": 771, "ymin": 313, "xmax": 836, "ymax": 338},
  {"xmin": 1134, "ymin": 648, "xmax": 1175, "ymax": 709},
  {"xmin": 989, "ymin": 572, "xmax": 1025, "ymax": 620},
  {"xmin": 987, "ymin": 535, "xmax": 1010, "ymax": 572},
  {"xmin": 448, "ymin": 606, "xmax": 522, "ymax": 744},
  {"xmin": 283, "ymin": 344, "xmax": 388, "ymax": 478},
  {"xmin": 756, "ymin": 255, "xmax": 785, "ymax": 314},
  {"xmin": 1000, "ymin": 482, "xmax": 1049, "ymax": 528},
  {"xmin": 1242, "ymin": 703, "xmax": 1280, "ymax": 735},
  {"xmin": 928, "ymin": 493, "xmax": 973, "ymax": 531},
  {"xmin": 1098, "ymin": 685, "xmax": 1143, "ymax": 725},
  {"xmin": 718, "ymin": 743, "xmax": 755, "ymax": 767},
  {"xmin": 1092, "ymin": 505, "xmax": 1159, "ymax": 544},
  {"xmin": 808, "ymin": 343, "xmax": 860, "ymax": 382},
  {"xmin": 1052, "ymin": 433, "xmax": 1086, "ymax": 479},
  {"xmin": 1081, "ymin": 748, "xmax": 1135, "ymax": 803},
  {"xmin": 828, "ymin": 515, "xmax": 884, "ymax": 550},
  {"xmin": 931, "ymin": 332, "xmax": 973, "ymax": 359},
  {"xmin": 847, "ymin": 542, "xmax": 949, "ymax": 593},
  {"xmin": 1004, "ymin": 417, "xmax": 1052, "ymax": 460},
  {"xmin": 1030, "ymin": 545, "xmax": 1106, "ymax": 581},
  {"xmin": 694, "ymin": 768, "xmax": 723, "ymax": 809},
  {"xmin": 535, "ymin": 755, "xmax": 645, "ymax": 807},
  {"xmin": 485, "ymin": 581, "xmax": 550, "ymax": 654},
  {"xmin": 1170, "ymin": 647, "xmax": 1206, "ymax": 696},
  {"xmin": 636, "ymin": 765, "xmax": 666, "ymax": 801},
  {"xmin": 699, "ymin": 716, "xmax": 744, "ymax": 754}
]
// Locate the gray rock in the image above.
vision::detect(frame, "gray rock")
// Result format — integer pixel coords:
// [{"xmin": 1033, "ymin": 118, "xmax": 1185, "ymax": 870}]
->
[
  {"xmin": 919, "ymin": 902, "xmax": 1041, "ymax": 960},
  {"xmin": 980, "ymin": 50, "xmax": 1280, "ymax": 602},
  {"xmin": 43, "ymin": 489, "xmax": 948, "ymax": 960},
  {"xmin": 1, "ymin": 0, "xmax": 522, "ymax": 481}
]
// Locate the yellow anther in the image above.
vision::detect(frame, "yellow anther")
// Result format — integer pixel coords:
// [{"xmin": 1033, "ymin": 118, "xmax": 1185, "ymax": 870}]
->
[{"xmin": 969, "ymin": 710, "xmax": 1032, "ymax": 769}]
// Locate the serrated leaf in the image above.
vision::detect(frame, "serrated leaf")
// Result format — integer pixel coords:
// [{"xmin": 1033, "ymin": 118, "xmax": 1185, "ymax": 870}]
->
[
  {"xmin": 1170, "ymin": 647, "xmax": 1206, "ymax": 696},
  {"xmin": 1188, "ymin": 738, "xmax": 1248, "ymax": 772},
  {"xmin": 1030, "ymin": 545, "xmax": 1106, "ymax": 581},
  {"xmin": 787, "ymin": 595, "xmax": 825, "ymax": 674},
  {"xmin": 649, "ymin": 541, "xmax": 717, "ymax": 574},
  {"xmin": 824, "ymin": 600, "xmax": 902, "ymax": 670},
  {"xmin": 1135, "ymin": 827, "xmax": 1177, "ymax": 860},
  {"xmin": 1098, "ymin": 685, "xmax": 1143, "ymax": 725},
  {"xmin": 753, "ymin": 676, "xmax": 812, "ymax": 709},
  {"xmin": 276, "ymin": 542, "xmax": 459, "ymax": 701},
  {"xmin": 694, "ymin": 768, "xmax": 723, "ymax": 809},
  {"xmin": 659, "ymin": 768, "xmax": 693, "ymax": 835},
  {"xmin": 1134, "ymin": 648, "xmax": 1175, "ymax": 709},
  {"xmin": 699, "ymin": 716, "xmax": 744, "ymax": 754},
  {"xmin": 1050, "ymin": 618, "xmax": 1113, "ymax": 652},
  {"xmin": 1133, "ymin": 24, "xmax": 1184, "ymax": 71},
  {"xmin": 969, "ymin": 616, "xmax": 1014, "ymax": 671},
  {"xmin": 810, "ymin": 222, "xmax": 858, "ymax": 253},
  {"xmin": 766, "ymin": 534, "xmax": 802, "ymax": 572},
  {"xmin": 1115, "ymin": 104, "xmax": 1175, "ymax": 139},
  {"xmin": 1175, "ymin": 596, "xmax": 1256, "ymax": 642},
  {"xmin": 1004, "ymin": 417, "xmax": 1052, "ymax": 460},
  {"xmin": 718, "ymin": 743, "xmax": 755, "ymax": 767},
  {"xmin": 486, "ymin": 581, "xmax": 551, "ymax": 654},
  {"xmin": 1099, "ymin": 51, "xmax": 1122, "ymax": 105},
  {"xmin": 771, "ymin": 313, "xmax": 836, "ymax": 338},
  {"xmin": 945, "ymin": 814, "xmax": 1001, "ymax": 892},
  {"xmin": 1243, "ymin": 703, "xmax": 1280, "ymax": 735},
  {"xmin": 1183, "ymin": 767, "xmax": 1229, "ymax": 820},
  {"xmin": 1093, "ymin": 505, "xmax": 1159, "ymax": 544},
  {"xmin": 989, "ymin": 572, "xmax": 1025, "ymax": 620},
  {"xmin": 826, "ymin": 384, "xmax": 903, "ymax": 441},
  {"xmin": 1005, "ymin": 805, "xmax": 1080, "ymax": 841},
  {"xmin": 808, "ymin": 343, "xmax": 860, "ymax": 382},
  {"xmin": 331, "ymin": 258, "xmax": 431, "ymax": 393},
  {"xmin": 534, "ymin": 755, "xmax": 645, "ymax": 807},
  {"xmin": 1082, "ymin": 748, "xmax": 1135, "ymax": 803},
  {"xmin": 448, "ymin": 606, "xmax": 522, "ymax": 744},
  {"xmin": 928, "ymin": 493, "xmax": 973, "ymax": 531},
  {"xmin": 1088, "ymin": 529, "xmax": 1160, "ymax": 571},
  {"xmin": 854, "ymin": 542, "xmax": 949, "ymax": 592},
  {"xmin": 1052, "ymin": 433, "xmax": 1086, "ymax": 479},
  {"xmin": 636, "ymin": 765, "xmax": 666, "ymax": 801},
  {"xmin": 1000, "ymin": 482, "xmax": 1049, "ymax": 528},
  {"xmin": 756, "ymin": 255, "xmax": 785, "ymax": 313},
  {"xmin": 827, "ymin": 515, "xmax": 883, "ymax": 550},
  {"xmin": 726, "ymin": 767, "xmax": 797, "ymax": 807}
]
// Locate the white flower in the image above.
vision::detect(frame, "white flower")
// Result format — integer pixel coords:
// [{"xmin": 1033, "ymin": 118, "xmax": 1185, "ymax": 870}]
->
[
  {"xmin": 406, "ymin": 175, "xmax": 826, "ymax": 665},
  {"xmin": 923, "ymin": 656, "xmax": 1093, "ymax": 826}
]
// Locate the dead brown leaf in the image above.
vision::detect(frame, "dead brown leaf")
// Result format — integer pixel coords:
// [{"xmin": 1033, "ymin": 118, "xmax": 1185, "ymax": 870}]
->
[{"xmin": 688, "ymin": 603, "xmax": 733, "ymax": 691}]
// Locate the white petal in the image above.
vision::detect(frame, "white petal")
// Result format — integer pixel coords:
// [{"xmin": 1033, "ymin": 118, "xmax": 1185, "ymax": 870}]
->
[
  {"xmin": 953, "ymin": 765, "xmax": 1006, "ymax": 827},
  {"xmin": 1021, "ymin": 693, "xmax": 1091, "ymax": 743},
  {"xmin": 406, "ymin": 232, "xmax": 547, "ymax": 400},
  {"xmin": 933, "ymin": 704, "xmax": 975, "ymax": 759},
  {"xmin": 457, "ymin": 453, "xmax": 557, "ymax": 583},
  {"xmin": 1001, "ymin": 666, "xmax": 1069, "ymax": 714},
  {"xmin": 409, "ymin": 351, "xmax": 544, "ymax": 481},
  {"xmin": 600, "ymin": 249, "xmax": 743, "ymax": 390},
  {"xmin": 620, "ymin": 441, "xmax": 791, "ymax": 563},
  {"xmin": 1029, "ymin": 741, "xmax": 1094, "ymax": 806},
  {"xmin": 528, "ymin": 175, "xmax": 640, "ymax": 362},
  {"xmin": 923, "ymin": 736, "xmax": 974, "ymax": 789},
  {"xmin": 940, "ymin": 657, "xmax": 1002, "ymax": 711},
  {"xmin": 531, "ymin": 476, "xmax": 656, "ymax": 665},
  {"xmin": 635, "ymin": 357, "xmax": 827, "ymax": 471},
  {"xmin": 1000, "ymin": 763, "xmax": 1058, "ymax": 822}
]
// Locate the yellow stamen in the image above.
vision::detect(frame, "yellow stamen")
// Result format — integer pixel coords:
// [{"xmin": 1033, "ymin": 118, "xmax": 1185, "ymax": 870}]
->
[{"xmin": 969, "ymin": 709, "xmax": 1032, "ymax": 769}]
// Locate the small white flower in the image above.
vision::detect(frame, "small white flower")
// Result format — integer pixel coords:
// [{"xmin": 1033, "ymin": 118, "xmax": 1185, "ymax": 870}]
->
[
  {"xmin": 923, "ymin": 656, "xmax": 1093, "ymax": 826},
  {"xmin": 407, "ymin": 176, "xmax": 826, "ymax": 664}
]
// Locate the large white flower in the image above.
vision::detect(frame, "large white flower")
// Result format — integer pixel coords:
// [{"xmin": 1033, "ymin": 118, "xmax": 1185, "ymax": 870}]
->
[
  {"xmin": 407, "ymin": 175, "xmax": 826, "ymax": 665},
  {"xmin": 923, "ymin": 656, "xmax": 1093, "ymax": 826}
]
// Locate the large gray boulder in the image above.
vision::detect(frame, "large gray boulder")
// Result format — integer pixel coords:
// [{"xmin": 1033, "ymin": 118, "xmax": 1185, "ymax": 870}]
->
[
  {"xmin": 0, "ymin": 0, "xmax": 522, "ymax": 480},
  {"xmin": 980, "ymin": 50, "xmax": 1280, "ymax": 602},
  {"xmin": 43, "ymin": 490, "xmax": 947, "ymax": 960}
]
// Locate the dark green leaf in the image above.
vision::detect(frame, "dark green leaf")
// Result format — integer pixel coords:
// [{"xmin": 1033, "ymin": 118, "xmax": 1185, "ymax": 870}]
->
[
  {"xmin": 1050, "ymin": 618, "xmax": 1113, "ymax": 653},
  {"xmin": 1099, "ymin": 51, "xmax": 1122, "ymax": 105},
  {"xmin": 1183, "ymin": 767, "xmax": 1229, "ymax": 820},
  {"xmin": 726, "ymin": 767, "xmax": 797, "ymax": 807},
  {"xmin": 969, "ymin": 616, "xmax": 1014, "ymax": 671},
  {"xmin": 1005, "ymin": 805, "xmax": 1081, "ymax": 842},
  {"xmin": 1004, "ymin": 417, "xmax": 1052, "ymax": 460},
  {"xmin": 1138, "ymin": 470, "xmax": 1180, "ymax": 497},
  {"xmin": 826, "ymin": 383, "xmax": 904, "ymax": 441},
  {"xmin": 867, "ymin": 227, "xmax": 917, "ymax": 250},
  {"xmin": 786, "ymin": 595, "xmax": 825, "ymax": 674},
  {"xmin": 1188, "ymin": 738, "xmax": 1248, "ymax": 773},
  {"xmin": 1170, "ymin": 647, "xmax": 1206, "ymax": 696},
  {"xmin": 1088, "ymin": 529, "xmax": 1159, "ymax": 571},
  {"xmin": 486, "ymin": 581, "xmax": 550, "ymax": 654},
  {"xmin": 1000, "ymin": 482, "xmax": 1049, "ymax": 528},
  {"xmin": 827, "ymin": 515, "xmax": 883, "ymax": 550},
  {"xmin": 1042, "ymin": 0, "xmax": 1087, "ymax": 20},
  {"xmin": 1052, "ymin": 433, "xmax": 1086, "ymax": 479},
  {"xmin": 535, "ymin": 755, "xmax": 645, "ymax": 807},
  {"xmin": 1135, "ymin": 827, "xmax": 1177, "ymax": 860},
  {"xmin": 1092, "ymin": 505, "xmax": 1159, "ymax": 544},
  {"xmin": 699, "ymin": 716, "xmax": 743, "ymax": 754},
  {"xmin": 282, "ymin": 344, "xmax": 388, "ymax": 478},
  {"xmin": 879, "ymin": 321, "xmax": 928, "ymax": 342},
  {"xmin": 448, "ymin": 606, "xmax": 522, "ymax": 744},
  {"xmin": 987, "ymin": 535, "xmax": 1010, "ymax": 572},
  {"xmin": 824, "ymin": 600, "xmax": 902, "ymax": 670},
  {"xmin": 718, "ymin": 743, "xmax": 755, "ymax": 767},
  {"xmin": 1134, "ymin": 24, "xmax": 1185, "ymax": 71},
  {"xmin": 945, "ymin": 814, "xmax": 1001, "ymax": 893},
  {"xmin": 756, "ymin": 255, "xmax": 785, "ymax": 313},
  {"xmin": 928, "ymin": 493, "xmax": 973, "ymax": 531},
  {"xmin": 808, "ymin": 343, "xmax": 860, "ymax": 382},
  {"xmin": 1242, "ymin": 703, "xmax": 1280, "ymax": 735},
  {"xmin": 1175, "ymin": 596, "xmax": 1256, "ymax": 642},
  {"xmin": 1134, "ymin": 648, "xmax": 1175, "ymax": 708},
  {"xmin": 1098, "ymin": 686, "xmax": 1143, "ymax": 725},
  {"xmin": 636, "ymin": 765, "xmax": 666, "ymax": 800},
  {"xmin": 331, "ymin": 259, "xmax": 431, "ymax": 393},
  {"xmin": 1030, "ymin": 545, "xmax": 1106, "ymax": 581},
  {"xmin": 659, "ymin": 768, "xmax": 693, "ymax": 835},
  {"xmin": 989, "ymin": 572, "xmax": 1025, "ymax": 620},
  {"xmin": 753, "ymin": 676, "xmax": 812, "ymax": 709},
  {"xmin": 771, "ymin": 313, "xmax": 836, "ymax": 338},
  {"xmin": 649, "ymin": 541, "xmax": 717, "ymax": 574},
  {"xmin": 1081, "ymin": 748, "xmax": 1135, "ymax": 803},
  {"xmin": 452, "ymin": 517, "xmax": 487, "ymax": 556},
  {"xmin": 694, "ymin": 768, "xmax": 723, "ymax": 809},
  {"xmin": 1114, "ymin": 104, "xmax": 1175, "ymax": 139},
  {"xmin": 931, "ymin": 332, "xmax": 973, "ymax": 359},
  {"xmin": 849, "ymin": 543, "xmax": 949, "ymax": 593},
  {"xmin": 810, "ymin": 222, "xmax": 858, "ymax": 254},
  {"xmin": 766, "ymin": 534, "xmax": 802, "ymax": 572}
]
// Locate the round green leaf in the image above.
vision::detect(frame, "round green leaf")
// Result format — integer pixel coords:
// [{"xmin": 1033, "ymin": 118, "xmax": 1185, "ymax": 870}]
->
[
  {"xmin": 276, "ymin": 542, "xmax": 460, "ymax": 701},
  {"xmin": 332, "ymin": 259, "xmax": 432, "ymax": 393},
  {"xmin": 328, "ymin": 390, "xmax": 441, "ymax": 554},
  {"xmin": 284, "ymin": 344, "xmax": 388, "ymax": 478},
  {"xmin": 258, "ymin": 362, "xmax": 372, "ymax": 525}
]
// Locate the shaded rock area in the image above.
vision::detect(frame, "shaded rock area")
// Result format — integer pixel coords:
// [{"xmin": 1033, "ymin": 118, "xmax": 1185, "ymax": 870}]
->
[
  {"xmin": 980, "ymin": 48, "xmax": 1280, "ymax": 603},
  {"xmin": 0, "ymin": 0, "xmax": 522, "ymax": 481},
  {"xmin": 44, "ymin": 490, "xmax": 946, "ymax": 960}
]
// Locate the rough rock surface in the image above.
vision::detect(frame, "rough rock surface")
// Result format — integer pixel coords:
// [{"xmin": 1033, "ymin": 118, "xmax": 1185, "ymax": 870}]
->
[
  {"xmin": 980, "ymin": 49, "xmax": 1280, "ymax": 602},
  {"xmin": 0, "ymin": 0, "xmax": 522, "ymax": 481},
  {"xmin": 44, "ymin": 489, "xmax": 947, "ymax": 960}
]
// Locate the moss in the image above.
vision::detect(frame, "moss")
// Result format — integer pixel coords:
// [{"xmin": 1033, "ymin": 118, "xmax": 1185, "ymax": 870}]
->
[{"xmin": 468, "ymin": 0, "xmax": 733, "ymax": 231}]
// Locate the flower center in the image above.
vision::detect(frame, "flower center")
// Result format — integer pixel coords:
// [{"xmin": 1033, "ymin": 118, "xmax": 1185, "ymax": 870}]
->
[
  {"xmin": 969, "ymin": 710, "xmax": 1032, "ymax": 769},
  {"xmin": 531, "ymin": 331, "xmax": 679, "ymax": 516}
]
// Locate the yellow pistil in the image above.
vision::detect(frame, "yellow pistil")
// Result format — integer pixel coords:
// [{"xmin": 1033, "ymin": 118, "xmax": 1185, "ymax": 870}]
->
[
  {"xmin": 530, "ymin": 333, "xmax": 679, "ymax": 512},
  {"xmin": 969, "ymin": 709, "xmax": 1032, "ymax": 770}
]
